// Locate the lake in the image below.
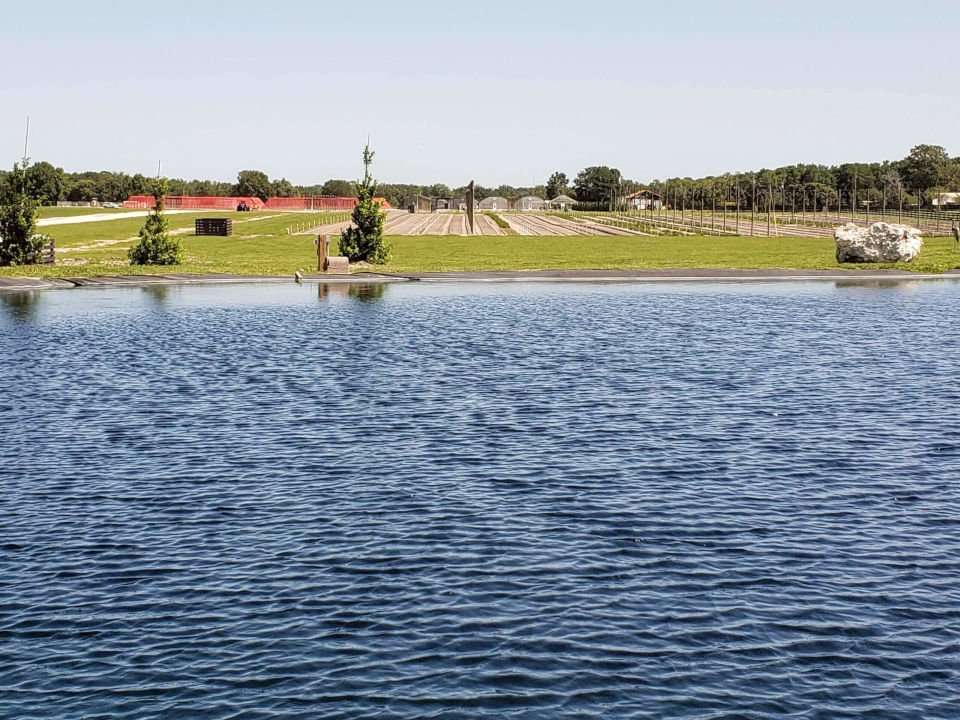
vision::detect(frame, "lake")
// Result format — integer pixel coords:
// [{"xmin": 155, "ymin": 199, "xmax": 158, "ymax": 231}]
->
[{"xmin": 2, "ymin": 279, "xmax": 959, "ymax": 719}]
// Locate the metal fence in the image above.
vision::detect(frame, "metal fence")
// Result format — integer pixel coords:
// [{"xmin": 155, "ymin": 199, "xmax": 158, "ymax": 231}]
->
[{"xmin": 576, "ymin": 185, "xmax": 959, "ymax": 237}]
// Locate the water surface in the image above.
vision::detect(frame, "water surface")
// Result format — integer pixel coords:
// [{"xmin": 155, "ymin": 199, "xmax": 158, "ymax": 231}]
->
[{"xmin": 2, "ymin": 280, "xmax": 959, "ymax": 719}]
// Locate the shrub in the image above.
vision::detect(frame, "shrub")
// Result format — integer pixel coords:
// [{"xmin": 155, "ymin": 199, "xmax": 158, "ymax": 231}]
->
[
  {"xmin": 0, "ymin": 163, "xmax": 44, "ymax": 266},
  {"xmin": 485, "ymin": 212, "xmax": 510, "ymax": 229},
  {"xmin": 128, "ymin": 179, "xmax": 183, "ymax": 265}
]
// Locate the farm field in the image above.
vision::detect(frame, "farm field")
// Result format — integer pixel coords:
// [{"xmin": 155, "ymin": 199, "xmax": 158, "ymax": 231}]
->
[
  {"xmin": 596, "ymin": 209, "xmax": 960, "ymax": 238},
  {"xmin": 0, "ymin": 209, "xmax": 957, "ymax": 278},
  {"xmin": 384, "ymin": 211, "xmax": 650, "ymax": 236},
  {"xmin": 385, "ymin": 211, "xmax": 505, "ymax": 236}
]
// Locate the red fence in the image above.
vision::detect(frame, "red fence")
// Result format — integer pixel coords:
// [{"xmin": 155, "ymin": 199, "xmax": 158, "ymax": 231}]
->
[
  {"xmin": 124, "ymin": 195, "xmax": 391, "ymax": 211},
  {"xmin": 267, "ymin": 196, "xmax": 354, "ymax": 210},
  {"xmin": 265, "ymin": 197, "xmax": 391, "ymax": 210},
  {"xmin": 124, "ymin": 195, "xmax": 265, "ymax": 210}
]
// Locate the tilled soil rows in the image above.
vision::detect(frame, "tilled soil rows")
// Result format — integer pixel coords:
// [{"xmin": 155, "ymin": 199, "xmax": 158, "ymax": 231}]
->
[
  {"xmin": 382, "ymin": 211, "xmax": 652, "ymax": 236},
  {"xmin": 384, "ymin": 211, "xmax": 507, "ymax": 236},
  {"xmin": 505, "ymin": 213, "xmax": 647, "ymax": 236}
]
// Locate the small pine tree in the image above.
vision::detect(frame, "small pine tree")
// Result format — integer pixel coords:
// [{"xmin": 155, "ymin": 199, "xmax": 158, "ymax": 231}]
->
[
  {"xmin": 129, "ymin": 179, "xmax": 183, "ymax": 265},
  {"xmin": 339, "ymin": 144, "xmax": 388, "ymax": 264},
  {"xmin": 0, "ymin": 162, "xmax": 44, "ymax": 267}
]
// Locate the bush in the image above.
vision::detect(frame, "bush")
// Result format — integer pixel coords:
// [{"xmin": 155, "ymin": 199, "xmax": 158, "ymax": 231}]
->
[
  {"xmin": 128, "ymin": 179, "xmax": 183, "ymax": 265},
  {"xmin": 0, "ymin": 163, "xmax": 44, "ymax": 266}
]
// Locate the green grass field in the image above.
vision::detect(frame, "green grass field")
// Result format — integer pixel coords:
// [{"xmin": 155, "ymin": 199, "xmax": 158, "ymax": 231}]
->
[
  {"xmin": 37, "ymin": 206, "xmax": 136, "ymax": 218},
  {"xmin": 1, "ymin": 211, "xmax": 957, "ymax": 278},
  {"xmin": 374, "ymin": 235, "xmax": 959, "ymax": 274}
]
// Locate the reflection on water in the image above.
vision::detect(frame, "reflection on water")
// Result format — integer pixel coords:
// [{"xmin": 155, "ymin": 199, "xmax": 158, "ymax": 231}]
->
[
  {"xmin": 834, "ymin": 279, "xmax": 922, "ymax": 290},
  {"xmin": 318, "ymin": 282, "xmax": 388, "ymax": 302},
  {"xmin": 141, "ymin": 285, "xmax": 170, "ymax": 305},
  {"xmin": 0, "ymin": 291, "xmax": 41, "ymax": 321}
]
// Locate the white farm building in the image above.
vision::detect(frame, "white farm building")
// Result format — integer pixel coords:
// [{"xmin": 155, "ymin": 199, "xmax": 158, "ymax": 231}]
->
[
  {"xmin": 516, "ymin": 196, "xmax": 546, "ymax": 211},
  {"xmin": 625, "ymin": 189, "xmax": 663, "ymax": 210},
  {"xmin": 479, "ymin": 196, "xmax": 510, "ymax": 211},
  {"xmin": 548, "ymin": 194, "xmax": 576, "ymax": 210}
]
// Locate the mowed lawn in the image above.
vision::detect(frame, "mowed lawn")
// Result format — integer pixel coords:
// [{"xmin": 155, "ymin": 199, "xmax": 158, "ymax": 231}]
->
[
  {"xmin": 0, "ymin": 211, "xmax": 345, "ymax": 277},
  {"xmin": 1, "ymin": 211, "xmax": 957, "ymax": 277},
  {"xmin": 37, "ymin": 206, "xmax": 138, "ymax": 218},
  {"xmin": 377, "ymin": 235, "xmax": 959, "ymax": 274}
]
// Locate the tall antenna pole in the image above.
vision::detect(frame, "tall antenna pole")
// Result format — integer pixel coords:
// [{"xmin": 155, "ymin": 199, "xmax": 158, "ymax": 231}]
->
[
  {"xmin": 157, "ymin": 159, "xmax": 162, "ymax": 179},
  {"xmin": 22, "ymin": 115, "xmax": 31, "ymax": 165}
]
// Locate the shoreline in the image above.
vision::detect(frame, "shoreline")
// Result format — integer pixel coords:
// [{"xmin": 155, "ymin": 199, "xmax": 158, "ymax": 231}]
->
[{"xmin": 2, "ymin": 268, "xmax": 960, "ymax": 293}]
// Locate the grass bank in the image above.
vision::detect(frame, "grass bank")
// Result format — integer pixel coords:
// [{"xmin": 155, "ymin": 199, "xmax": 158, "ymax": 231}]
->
[{"xmin": 1, "ymin": 211, "xmax": 957, "ymax": 277}]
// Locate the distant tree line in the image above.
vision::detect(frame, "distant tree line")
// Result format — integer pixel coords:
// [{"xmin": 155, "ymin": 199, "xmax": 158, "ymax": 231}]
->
[
  {"xmin": 4, "ymin": 144, "xmax": 957, "ymax": 210},
  {"xmin": 0, "ymin": 166, "xmax": 307, "ymax": 206},
  {"xmin": 308, "ymin": 181, "xmax": 551, "ymax": 209},
  {"xmin": 0, "ymin": 163, "xmax": 554, "ymax": 209},
  {"xmin": 563, "ymin": 145, "xmax": 960, "ymax": 211}
]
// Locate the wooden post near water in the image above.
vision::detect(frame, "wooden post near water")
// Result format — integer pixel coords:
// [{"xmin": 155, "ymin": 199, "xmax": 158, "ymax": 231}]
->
[
  {"xmin": 316, "ymin": 234, "xmax": 329, "ymax": 271},
  {"xmin": 465, "ymin": 180, "xmax": 475, "ymax": 234}
]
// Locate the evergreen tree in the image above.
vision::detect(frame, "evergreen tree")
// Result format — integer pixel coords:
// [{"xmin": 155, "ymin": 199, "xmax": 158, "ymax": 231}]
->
[
  {"xmin": 339, "ymin": 144, "xmax": 388, "ymax": 264},
  {"xmin": 0, "ymin": 162, "xmax": 44, "ymax": 267},
  {"xmin": 128, "ymin": 179, "xmax": 183, "ymax": 265}
]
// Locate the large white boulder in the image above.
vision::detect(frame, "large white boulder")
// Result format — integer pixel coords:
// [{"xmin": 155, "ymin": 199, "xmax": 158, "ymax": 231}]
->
[{"xmin": 834, "ymin": 222, "xmax": 923, "ymax": 263}]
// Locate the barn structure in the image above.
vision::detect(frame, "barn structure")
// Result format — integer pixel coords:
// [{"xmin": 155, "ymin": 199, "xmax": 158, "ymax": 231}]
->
[
  {"xmin": 932, "ymin": 192, "xmax": 960, "ymax": 209},
  {"xmin": 625, "ymin": 189, "xmax": 663, "ymax": 210},
  {"xmin": 548, "ymin": 194, "xmax": 576, "ymax": 210}
]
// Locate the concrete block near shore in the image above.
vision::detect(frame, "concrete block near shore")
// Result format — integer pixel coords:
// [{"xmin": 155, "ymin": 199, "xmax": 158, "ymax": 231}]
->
[{"xmin": 325, "ymin": 256, "xmax": 349, "ymax": 274}]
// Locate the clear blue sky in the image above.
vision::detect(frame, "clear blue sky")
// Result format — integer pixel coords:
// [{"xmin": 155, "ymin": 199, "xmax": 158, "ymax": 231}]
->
[{"xmin": 2, "ymin": 0, "xmax": 957, "ymax": 187}]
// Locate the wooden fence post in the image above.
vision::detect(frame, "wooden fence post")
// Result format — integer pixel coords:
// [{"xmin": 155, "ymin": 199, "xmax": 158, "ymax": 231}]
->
[{"xmin": 316, "ymin": 234, "xmax": 329, "ymax": 271}]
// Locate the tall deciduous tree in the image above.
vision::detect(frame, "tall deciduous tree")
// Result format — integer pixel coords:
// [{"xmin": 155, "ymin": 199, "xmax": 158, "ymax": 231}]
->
[
  {"xmin": 235, "ymin": 170, "xmax": 272, "ymax": 201},
  {"xmin": 545, "ymin": 172, "xmax": 568, "ymax": 199},
  {"xmin": 321, "ymin": 179, "xmax": 355, "ymax": 197},
  {"xmin": 128, "ymin": 179, "xmax": 183, "ymax": 265},
  {"xmin": 339, "ymin": 144, "xmax": 388, "ymax": 264},
  {"xmin": 900, "ymin": 144, "xmax": 949, "ymax": 205},
  {"xmin": 574, "ymin": 166, "xmax": 622, "ymax": 203},
  {"xmin": 25, "ymin": 161, "xmax": 66, "ymax": 204},
  {"xmin": 271, "ymin": 178, "xmax": 295, "ymax": 197}
]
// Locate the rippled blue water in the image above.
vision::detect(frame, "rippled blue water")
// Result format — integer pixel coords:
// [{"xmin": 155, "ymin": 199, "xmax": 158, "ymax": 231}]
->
[{"xmin": 2, "ymin": 279, "xmax": 960, "ymax": 719}]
